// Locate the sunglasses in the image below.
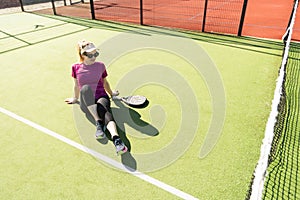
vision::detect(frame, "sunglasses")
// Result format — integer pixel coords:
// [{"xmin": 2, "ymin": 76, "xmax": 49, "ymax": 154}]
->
[{"xmin": 83, "ymin": 52, "xmax": 99, "ymax": 58}]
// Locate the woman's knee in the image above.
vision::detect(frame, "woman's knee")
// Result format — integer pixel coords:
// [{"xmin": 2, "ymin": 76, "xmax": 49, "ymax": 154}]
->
[
  {"xmin": 97, "ymin": 97, "xmax": 111, "ymax": 110},
  {"xmin": 80, "ymin": 85, "xmax": 92, "ymax": 94},
  {"xmin": 80, "ymin": 85, "xmax": 94, "ymax": 106}
]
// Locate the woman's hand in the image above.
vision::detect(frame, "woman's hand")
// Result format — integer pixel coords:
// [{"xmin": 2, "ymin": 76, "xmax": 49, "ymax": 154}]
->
[
  {"xmin": 64, "ymin": 97, "xmax": 78, "ymax": 104},
  {"xmin": 111, "ymin": 90, "xmax": 119, "ymax": 100}
]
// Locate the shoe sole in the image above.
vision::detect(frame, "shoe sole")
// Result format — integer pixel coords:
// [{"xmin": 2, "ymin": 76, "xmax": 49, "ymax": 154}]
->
[
  {"xmin": 95, "ymin": 134, "xmax": 106, "ymax": 140},
  {"xmin": 117, "ymin": 146, "xmax": 128, "ymax": 156}
]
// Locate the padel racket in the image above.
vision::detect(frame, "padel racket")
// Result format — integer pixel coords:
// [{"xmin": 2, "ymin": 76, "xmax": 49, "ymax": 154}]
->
[{"xmin": 114, "ymin": 95, "xmax": 147, "ymax": 106}]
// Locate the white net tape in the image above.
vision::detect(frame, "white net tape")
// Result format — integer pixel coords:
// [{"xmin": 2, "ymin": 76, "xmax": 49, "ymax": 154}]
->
[{"xmin": 249, "ymin": 1, "xmax": 299, "ymax": 199}]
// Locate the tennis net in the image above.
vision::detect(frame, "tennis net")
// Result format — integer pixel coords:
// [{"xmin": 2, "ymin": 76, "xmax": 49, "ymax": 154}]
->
[{"xmin": 246, "ymin": 0, "xmax": 299, "ymax": 199}]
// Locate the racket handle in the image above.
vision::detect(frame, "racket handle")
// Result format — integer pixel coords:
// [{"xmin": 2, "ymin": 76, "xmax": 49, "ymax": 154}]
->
[{"xmin": 112, "ymin": 96, "xmax": 122, "ymax": 101}]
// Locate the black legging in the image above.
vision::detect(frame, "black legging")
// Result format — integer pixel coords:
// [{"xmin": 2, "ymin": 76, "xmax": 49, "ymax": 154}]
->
[{"xmin": 80, "ymin": 85, "xmax": 114, "ymax": 126}]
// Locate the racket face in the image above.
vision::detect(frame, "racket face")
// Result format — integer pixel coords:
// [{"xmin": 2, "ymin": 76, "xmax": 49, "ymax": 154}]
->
[{"xmin": 123, "ymin": 95, "xmax": 146, "ymax": 105}]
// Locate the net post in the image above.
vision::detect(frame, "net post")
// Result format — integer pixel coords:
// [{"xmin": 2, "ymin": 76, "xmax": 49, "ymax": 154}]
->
[
  {"xmin": 202, "ymin": 0, "xmax": 208, "ymax": 32},
  {"xmin": 238, "ymin": 0, "xmax": 248, "ymax": 36},
  {"xmin": 51, "ymin": 0, "xmax": 57, "ymax": 15},
  {"xmin": 140, "ymin": 0, "xmax": 143, "ymax": 25},
  {"xmin": 89, "ymin": 0, "xmax": 96, "ymax": 20},
  {"xmin": 19, "ymin": 0, "xmax": 24, "ymax": 12}
]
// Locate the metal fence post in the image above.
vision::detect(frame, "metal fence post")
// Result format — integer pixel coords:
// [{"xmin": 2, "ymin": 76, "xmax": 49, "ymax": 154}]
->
[
  {"xmin": 238, "ymin": 0, "xmax": 248, "ymax": 36},
  {"xmin": 51, "ymin": 0, "xmax": 57, "ymax": 15},
  {"xmin": 19, "ymin": 0, "xmax": 24, "ymax": 11},
  {"xmin": 202, "ymin": 0, "xmax": 208, "ymax": 32},
  {"xmin": 89, "ymin": 0, "xmax": 95, "ymax": 19},
  {"xmin": 140, "ymin": 0, "xmax": 143, "ymax": 25}
]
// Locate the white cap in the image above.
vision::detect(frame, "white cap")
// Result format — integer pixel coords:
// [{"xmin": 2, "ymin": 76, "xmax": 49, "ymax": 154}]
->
[{"xmin": 80, "ymin": 42, "xmax": 97, "ymax": 54}]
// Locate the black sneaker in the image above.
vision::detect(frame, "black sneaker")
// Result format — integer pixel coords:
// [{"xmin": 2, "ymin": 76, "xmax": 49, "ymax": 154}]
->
[
  {"xmin": 114, "ymin": 138, "xmax": 128, "ymax": 155},
  {"xmin": 95, "ymin": 121, "xmax": 106, "ymax": 139}
]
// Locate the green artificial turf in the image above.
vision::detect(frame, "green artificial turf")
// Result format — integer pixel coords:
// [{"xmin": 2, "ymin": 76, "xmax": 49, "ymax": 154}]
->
[{"xmin": 0, "ymin": 12, "xmax": 284, "ymax": 200}]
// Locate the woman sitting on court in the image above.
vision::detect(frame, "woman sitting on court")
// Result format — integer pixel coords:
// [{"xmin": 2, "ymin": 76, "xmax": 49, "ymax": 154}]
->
[{"xmin": 65, "ymin": 40, "xmax": 127, "ymax": 155}]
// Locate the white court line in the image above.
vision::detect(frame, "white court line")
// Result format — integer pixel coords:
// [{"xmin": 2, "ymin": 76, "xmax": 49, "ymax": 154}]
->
[{"xmin": 0, "ymin": 106, "xmax": 198, "ymax": 200}]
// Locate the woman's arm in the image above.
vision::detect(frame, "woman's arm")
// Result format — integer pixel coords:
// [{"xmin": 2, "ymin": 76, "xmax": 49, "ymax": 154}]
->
[
  {"xmin": 65, "ymin": 78, "xmax": 79, "ymax": 104},
  {"xmin": 73, "ymin": 78, "xmax": 79, "ymax": 99},
  {"xmin": 103, "ymin": 77, "xmax": 113, "ymax": 97},
  {"xmin": 103, "ymin": 77, "xmax": 119, "ymax": 98}
]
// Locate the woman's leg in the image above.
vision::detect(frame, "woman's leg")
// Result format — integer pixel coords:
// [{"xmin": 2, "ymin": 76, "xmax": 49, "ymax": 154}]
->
[
  {"xmin": 97, "ymin": 97, "xmax": 127, "ymax": 155},
  {"xmin": 96, "ymin": 97, "xmax": 118, "ymax": 137},
  {"xmin": 80, "ymin": 85, "xmax": 101, "ymax": 122},
  {"xmin": 80, "ymin": 85, "xmax": 105, "ymax": 138}
]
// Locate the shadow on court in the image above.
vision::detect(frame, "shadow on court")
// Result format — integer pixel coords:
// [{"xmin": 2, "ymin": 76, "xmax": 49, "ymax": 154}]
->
[{"xmin": 76, "ymin": 99, "xmax": 158, "ymax": 171}]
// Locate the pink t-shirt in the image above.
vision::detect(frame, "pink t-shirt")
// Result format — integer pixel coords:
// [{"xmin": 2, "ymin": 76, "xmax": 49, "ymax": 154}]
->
[{"xmin": 72, "ymin": 62, "xmax": 108, "ymax": 100}]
